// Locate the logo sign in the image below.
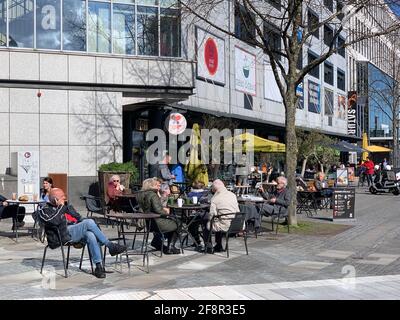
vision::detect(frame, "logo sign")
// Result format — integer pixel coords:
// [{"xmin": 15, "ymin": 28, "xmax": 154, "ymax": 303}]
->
[
  {"xmin": 196, "ymin": 27, "xmax": 225, "ymax": 85},
  {"xmin": 235, "ymin": 47, "xmax": 256, "ymax": 96},
  {"xmin": 347, "ymin": 91, "xmax": 357, "ymax": 136},
  {"xmin": 204, "ymin": 38, "xmax": 218, "ymax": 75},
  {"xmin": 296, "ymin": 82, "xmax": 304, "ymax": 109},
  {"xmin": 167, "ymin": 113, "xmax": 187, "ymax": 135}
]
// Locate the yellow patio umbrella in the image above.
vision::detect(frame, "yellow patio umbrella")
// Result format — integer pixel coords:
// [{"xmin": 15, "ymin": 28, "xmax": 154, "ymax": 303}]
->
[
  {"xmin": 362, "ymin": 132, "xmax": 369, "ymax": 161},
  {"xmin": 227, "ymin": 132, "xmax": 285, "ymax": 153},
  {"xmin": 185, "ymin": 123, "xmax": 209, "ymax": 186}
]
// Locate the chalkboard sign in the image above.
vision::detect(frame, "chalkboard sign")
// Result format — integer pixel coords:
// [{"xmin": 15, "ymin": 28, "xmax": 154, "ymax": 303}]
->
[{"xmin": 332, "ymin": 188, "xmax": 355, "ymax": 220}]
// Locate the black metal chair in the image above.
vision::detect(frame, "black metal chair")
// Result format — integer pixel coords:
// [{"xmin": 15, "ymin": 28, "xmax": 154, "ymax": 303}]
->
[
  {"xmin": 208, "ymin": 212, "xmax": 249, "ymax": 258},
  {"xmin": 40, "ymin": 228, "xmax": 93, "ymax": 278}
]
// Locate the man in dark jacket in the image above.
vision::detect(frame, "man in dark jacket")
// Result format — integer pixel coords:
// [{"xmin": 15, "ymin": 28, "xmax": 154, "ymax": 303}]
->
[
  {"xmin": 259, "ymin": 176, "xmax": 290, "ymax": 217},
  {"xmin": 0, "ymin": 194, "xmax": 26, "ymax": 230},
  {"xmin": 39, "ymin": 188, "xmax": 127, "ymax": 279}
]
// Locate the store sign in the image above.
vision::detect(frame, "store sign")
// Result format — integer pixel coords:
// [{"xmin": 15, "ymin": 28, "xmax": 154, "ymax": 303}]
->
[
  {"xmin": 308, "ymin": 80, "xmax": 320, "ymax": 113},
  {"xmin": 235, "ymin": 47, "xmax": 256, "ymax": 96},
  {"xmin": 264, "ymin": 63, "xmax": 282, "ymax": 102},
  {"xmin": 196, "ymin": 27, "xmax": 225, "ymax": 85},
  {"xmin": 167, "ymin": 113, "xmax": 187, "ymax": 135},
  {"xmin": 347, "ymin": 91, "xmax": 357, "ymax": 135}
]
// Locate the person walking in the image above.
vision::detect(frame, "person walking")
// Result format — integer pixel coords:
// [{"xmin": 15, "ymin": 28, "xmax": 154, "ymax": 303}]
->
[{"xmin": 364, "ymin": 157, "xmax": 375, "ymax": 187}]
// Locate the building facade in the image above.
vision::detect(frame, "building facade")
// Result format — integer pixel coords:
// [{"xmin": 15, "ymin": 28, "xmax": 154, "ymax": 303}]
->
[{"xmin": 0, "ymin": 0, "xmax": 351, "ymax": 201}]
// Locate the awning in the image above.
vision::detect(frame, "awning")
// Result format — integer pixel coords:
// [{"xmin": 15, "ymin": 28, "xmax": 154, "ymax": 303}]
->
[
  {"xmin": 227, "ymin": 132, "xmax": 285, "ymax": 153},
  {"xmin": 364, "ymin": 145, "xmax": 392, "ymax": 152},
  {"xmin": 329, "ymin": 141, "xmax": 367, "ymax": 153}
]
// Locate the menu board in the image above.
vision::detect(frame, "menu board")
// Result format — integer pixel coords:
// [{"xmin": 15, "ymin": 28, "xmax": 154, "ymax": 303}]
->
[{"xmin": 333, "ymin": 188, "xmax": 355, "ymax": 220}]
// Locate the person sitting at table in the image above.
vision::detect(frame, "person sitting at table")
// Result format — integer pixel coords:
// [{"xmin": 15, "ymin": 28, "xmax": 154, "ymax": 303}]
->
[
  {"xmin": 259, "ymin": 176, "xmax": 290, "ymax": 218},
  {"xmin": 187, "ymin": 181, "xmax": 208, "ymax": 202},
  {"xmin": 314, "ymin": 172, "xmax": 333, "ymax": 198},
  {"xmin": 203, "ymin": 179, "xmax": 239, "ymax": 254},
  {"xmin": 137, "ymin": 178, "xmax": 181, "ymax": 254},
  {"xmin": 158, "ymin": 153, "xmax": 176, "ymax": 185},
  {"xmin": 38, "ymin": 188, "xmax": 127, "ymax": 279},
  {"xmin": 159, "ymin": 183, "xmax": 171, "ymax": 208},
  {"xmin": 0, "ymin": 194, "xmax": 26, "ymax": 230},
  {"xmin": 107, "ymin": 174, "xmax": 124, "ymax": 210},
  {"xmin": 40, "ymin": 177, "xmax": 53, "ymax": 203}
]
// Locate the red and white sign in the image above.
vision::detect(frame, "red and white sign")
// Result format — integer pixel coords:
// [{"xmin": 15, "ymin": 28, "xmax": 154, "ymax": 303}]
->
[
  {"xmin": 196, "ymin": 27, "xmax": 225, "ymax": 85},
  {"xmin": 167, "ymin": 113, "xmax": 187, "ymax": 135}
]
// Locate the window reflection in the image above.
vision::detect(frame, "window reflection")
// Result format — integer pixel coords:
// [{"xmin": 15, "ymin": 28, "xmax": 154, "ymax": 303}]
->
[
  {"xmin": 113, "ymin": 3, "xmax": 135, "ymax": 55},
  {"xmin": 0, "ymin": 0, "xmax": 6, "ymax": 46},
  {"xmin": 160, "ymin": 8, "xmax": 180, "ymax": 57},
  {"xmin": 36, "ymin": 0, "xmax": 61, "ymax": 50},
  {"xmin": 88, "ymin": 1, "xmax": 111, "ymax": 53},
  {"xmin": 9, "ymin": 0, "xmax": 34, "ymax": 48},
  {"xmin": 137, "ymin": 6, "xmax": 158, "ymax": 56},
  {"xmin": 63, "ymin": 0, "xmax": 86, "ymax": 51}
]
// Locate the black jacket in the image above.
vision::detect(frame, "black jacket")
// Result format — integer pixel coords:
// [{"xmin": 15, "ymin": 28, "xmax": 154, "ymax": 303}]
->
[
  {"xmin": 261, "ymin": 188, "xmax": 291, "ymax": 216},
  {"xmin": 39, "ymin": 203, "xmax": 81, "ymax": 249}
]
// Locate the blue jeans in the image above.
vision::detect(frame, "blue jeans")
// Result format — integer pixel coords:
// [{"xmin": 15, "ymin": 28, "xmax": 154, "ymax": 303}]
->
[{"xmin": 67, "ymin": 219, "xmax": 109, "ymax": 264}]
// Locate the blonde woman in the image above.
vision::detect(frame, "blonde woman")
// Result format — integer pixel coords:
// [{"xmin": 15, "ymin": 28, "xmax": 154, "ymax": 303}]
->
[{"xmin": 137, "ymin": 178, "xmax": 180, "ymax": 254}]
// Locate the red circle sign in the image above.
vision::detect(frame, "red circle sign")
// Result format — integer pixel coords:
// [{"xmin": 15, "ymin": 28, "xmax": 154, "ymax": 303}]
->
[{"xmin": 204, "ymin": 38, "xmax": 218, "ymax": 76}]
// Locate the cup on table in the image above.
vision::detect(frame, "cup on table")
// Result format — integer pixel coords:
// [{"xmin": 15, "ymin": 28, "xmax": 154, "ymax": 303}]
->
[
  {"xmin": 33, "ymin": 193, "xmax": 38, "ymax": 201},
  {"xmin": 192, "ymin": 196, "xmax": 198, "ymax": 204},
  {"xmin": 11, "ymin": 193, "xmax": 17, "ymax": 200},
  {"xmin": 177, "ymin": 198, "xmax": 183, "ymax": 207}
]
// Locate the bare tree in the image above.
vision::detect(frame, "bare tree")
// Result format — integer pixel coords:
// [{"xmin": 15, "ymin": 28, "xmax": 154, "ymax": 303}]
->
[{"xmin": 179, "ymin": 0, "xmax": 400, "ymax": 225}]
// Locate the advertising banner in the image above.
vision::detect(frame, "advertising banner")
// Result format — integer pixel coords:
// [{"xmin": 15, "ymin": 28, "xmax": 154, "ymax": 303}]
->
[
  {"xmin": 308, "ymin": 80, "xmax": 320, "ymax": 113},
  {"xmin": 347, "ymin": 91, "xmax": 357, "ymax": 135},
  {"xmin": 337, "ymin": 94, "xmax": 346, "ymax": 119},
  {"xmin": 296, "ymin": 82, "xmax": 304, "ymax": 109},
  {"xmin": 235, "ymin": 46, "xmax": 256, "ymax": 96},
  {"xmin": 17, "ymin": 151, "xmax": 40, "ymax": 212},
  {"xmin": 336, "ymin": 169, "xmax": 349, "ymax": 187},
  {"xmin": 264, "ymin": 63, "xmax": 282, "ymax": 102},
  {"xmin": 196, "ymin": 27, "xmax": 225, "ymax": 85}
]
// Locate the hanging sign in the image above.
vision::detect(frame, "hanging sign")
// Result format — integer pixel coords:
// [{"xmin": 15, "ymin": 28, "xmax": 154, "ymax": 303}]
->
[
  {"xmin": 167, "ymin": 113, "xmax": 187, "ymax": 135},
  {"xmin": 235, "ymin": 46, "xmax": 256, "ymax": 96}
]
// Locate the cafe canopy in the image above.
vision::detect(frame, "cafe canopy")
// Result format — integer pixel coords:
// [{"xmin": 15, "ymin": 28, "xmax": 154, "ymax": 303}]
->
[{"xmin": 227, "ymin": 132, "xmax": 286, "ymax": 153}]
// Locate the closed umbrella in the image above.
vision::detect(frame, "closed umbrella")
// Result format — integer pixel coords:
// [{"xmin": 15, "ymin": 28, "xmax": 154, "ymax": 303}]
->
[{"xmin": 185, "ymin": 123, "xmax": 209, "ymax": 186}]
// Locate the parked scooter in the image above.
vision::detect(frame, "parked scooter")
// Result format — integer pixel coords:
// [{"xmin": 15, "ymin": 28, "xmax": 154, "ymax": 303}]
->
[{"xmin": 369, "ymin": 166, "xmax": 400, "ymax": 195}]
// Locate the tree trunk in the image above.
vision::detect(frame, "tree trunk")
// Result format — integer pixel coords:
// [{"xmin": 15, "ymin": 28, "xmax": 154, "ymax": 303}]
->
[
  {"xmin": 301, "ymin": 158, "xmax": 308, "ymax": 177},
  {"xmin": 285, "ymin": 87, "xmax": 298, "ymax": 226}
]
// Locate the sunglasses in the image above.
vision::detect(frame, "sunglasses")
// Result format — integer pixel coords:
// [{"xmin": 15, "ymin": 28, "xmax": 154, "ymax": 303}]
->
[{"xmin": 113, "ymin": 180, "xmax": 120, "ymax": 182}]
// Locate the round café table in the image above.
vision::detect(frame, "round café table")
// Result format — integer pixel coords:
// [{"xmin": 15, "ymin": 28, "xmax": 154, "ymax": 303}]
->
[{"xmin": 5, "ymin": 199, "xmax": 46, "ymax": 242}]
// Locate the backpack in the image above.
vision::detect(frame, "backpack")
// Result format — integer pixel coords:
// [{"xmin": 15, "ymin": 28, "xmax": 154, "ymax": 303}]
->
[{"xmin": 38, "ymin": 204, "xmax": 71, "ymax": 249}]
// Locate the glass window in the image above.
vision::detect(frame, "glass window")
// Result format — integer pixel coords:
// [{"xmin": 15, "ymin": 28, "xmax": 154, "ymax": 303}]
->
[
  {"xmin": 0, "ymin": 0, "xmax": 6, "ymax": 46},
  {"xmin": 36, "ymin": 0, "xmax": 61, "ymax": 50},
  {"xmin": 113, "ymin": 3, "xmax": 135, "ymax": 55},
  {"xmin": 88, "ymin": 1, "xmax": 111, "ymax": 53},
  {"xmin": 324, "ymin": 62, "xmax": 333, "ymax": 85},
  {"xmin": 235, "ymin": 3, "xmax": 256, "ymax": 45},
  {"xmin": 9, "ymin": 0, "xmax": 34, "ymax": 48},
  {"xmin": 138, "ymin": 0, "xmax": 158, "ymax": 5},
  {"xmin": 324, "ymin": 0, "xmax": 333, "ymax": 12},
  {"xmin": 324, "ymin": 24, "xmax": 333, "ymax": 47},
  {"xmin": 137, "ymin": 6, "xmax": 158, "ymax": 56},
  {"xmin": 338, "ymin": 36, "xmax": 345, "ymax": 57},
  {"xmin": 244, "ymin": 94, "xmax": 253, "ymax": 110},
  {"xmin": 63, "ymin": 0, "xmax": 86, "ymax": 51},
  {"xmin": 308, "ymin": 51, "xmax": 319, "ymax": 79},
  {"xmin": 337, "ymin": 68, "xmax": 345, "ymax": 91},
  {"xmin": 266, "ymin": 0, "xmax": 281, "ymax": 11},
  {"xmin": 307, "ymin": 10, "xmax": 319, "ymax": 39},
  {"xmin": 160, "ymin": 8, "xmax": 180, "ymax": 57},
  {"xmin": 324, "ymin": 88, "xmax": 334, "ymax": 116},
  {"xmin": 264, "ymin": 22, "xmax": 281, "ymax": 61}
]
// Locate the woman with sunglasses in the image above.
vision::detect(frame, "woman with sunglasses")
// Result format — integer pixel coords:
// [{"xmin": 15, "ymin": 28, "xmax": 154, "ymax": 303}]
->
[{"xmin": 107, "ymin": 175, "xmax": 125, "ymax": 211}]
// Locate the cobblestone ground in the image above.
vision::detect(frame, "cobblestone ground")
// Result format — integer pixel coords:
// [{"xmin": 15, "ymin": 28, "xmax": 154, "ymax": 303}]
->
[{"xmin": 1, "ymin": 187, "xmax": 400, "ymax": 299}]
